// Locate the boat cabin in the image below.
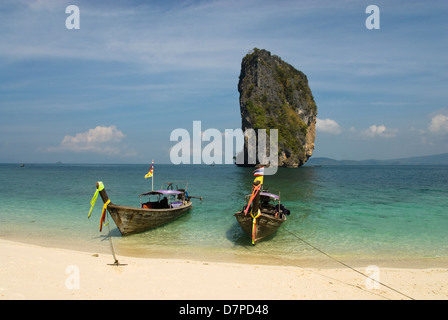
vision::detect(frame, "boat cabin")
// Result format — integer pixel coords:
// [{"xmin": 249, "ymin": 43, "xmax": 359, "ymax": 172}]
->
[
  {"xmin": 139, "ymin": 190, "xmax": 186, "ymax": 209},
  {"xmin": 245, "ymin": 191, "xmax": 290, "ymax": 218}
]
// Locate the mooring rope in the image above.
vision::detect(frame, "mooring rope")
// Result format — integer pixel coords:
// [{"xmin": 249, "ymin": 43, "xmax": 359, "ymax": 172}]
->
[
  {"xmin": 106, "ymin": 214, "xmax": 126, "ymax": 266},
  {"xmin": 281, "ymin": 226, "xmax": 415, "ymax": 300}
]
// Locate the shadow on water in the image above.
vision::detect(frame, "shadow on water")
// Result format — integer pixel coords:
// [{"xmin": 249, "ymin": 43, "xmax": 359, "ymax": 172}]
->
[
  {"xmin": 97, "ymin": 227, "xmax": 122, "ymax": 240},
  {"xmin": 225, "ymin": 220, "xmax": 250, "ymax": 247}
]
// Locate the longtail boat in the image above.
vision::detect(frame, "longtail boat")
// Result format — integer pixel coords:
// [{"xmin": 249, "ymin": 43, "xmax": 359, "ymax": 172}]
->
[
  {"xmin": 91, "ymin": 181, "xmax": 194, "ymax": 236},
  {"xmin": 234, "ymin": 166, "xmax": 290, "ymax": 245}
]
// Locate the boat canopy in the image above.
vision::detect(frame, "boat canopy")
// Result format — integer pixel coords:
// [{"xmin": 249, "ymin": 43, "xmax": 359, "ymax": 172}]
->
[
  {"xmin": 245, "ymin": 192, "xmax": 280, "ymax": 200},
  {"xmin": 260, "ymin": 192, "xmax": 279, "ymax": 200},
  {"xmin": 140, "ymin": 190, "xmax": 183, "ymax": 197}
]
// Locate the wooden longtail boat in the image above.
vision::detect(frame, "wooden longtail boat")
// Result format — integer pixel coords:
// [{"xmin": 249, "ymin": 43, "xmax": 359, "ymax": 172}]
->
[
  {"xmin": 234, "ymin": 166, "xmax": 290, "ymax": 245},
  {"xmin": 234, "ymin": 192, "xmax": 289, "ymax": 244},
  {"xmin": 95, "ymin": 181, "xmax": 193, "ymax": 236}
]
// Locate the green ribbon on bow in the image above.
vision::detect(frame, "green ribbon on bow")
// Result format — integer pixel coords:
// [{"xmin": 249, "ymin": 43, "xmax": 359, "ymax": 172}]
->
[{"xmin": 88, "ymin": 181, "xmax": 104, "ymax": 219}]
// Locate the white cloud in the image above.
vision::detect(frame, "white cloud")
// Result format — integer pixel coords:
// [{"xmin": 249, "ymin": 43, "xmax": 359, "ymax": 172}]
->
[
  {"xmin": 47, "ymin": 125, "xmax": 135, "ymax": 156},
  {"xmin": 363, "ymin": 125, "xmax": 397, "ymax": 138},
  {"xmin": 428, "ymin": 114, "xmax": 448, "ymax": 134},
  {"xmin": 316, "ymin": 118, "xmax": 342, "ymax": 134}
]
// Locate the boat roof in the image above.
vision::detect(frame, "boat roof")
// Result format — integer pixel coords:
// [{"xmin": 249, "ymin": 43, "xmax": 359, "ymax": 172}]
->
[
  {"xmin": 244, "ymin": 191, "xmax": 278, "ymax": 200},
  {"xmin": 139, "ymin": 190, "xmax": 183, "ymax": 196},
  {"xmin": 260, "ymin": 192, "xmax": 279, "ymax": 200}
]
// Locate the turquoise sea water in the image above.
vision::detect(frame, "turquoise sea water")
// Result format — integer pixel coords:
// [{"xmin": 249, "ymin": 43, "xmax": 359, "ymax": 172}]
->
[{"xmin": 0, "ymin": 164, "xmax": 447, "ymax": 266}]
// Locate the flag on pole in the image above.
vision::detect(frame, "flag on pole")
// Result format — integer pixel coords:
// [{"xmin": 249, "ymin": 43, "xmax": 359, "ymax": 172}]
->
[
  {"xmin": 253, "ymin": 166, "xmax": 264, "ymax": 185},
  {"xmin": 253, "ymin": 167, "xmax": 264, "ymax": 176},
  {"xmin": 145, "ymin": 161, "xmax": 154, "ymax": 179}
]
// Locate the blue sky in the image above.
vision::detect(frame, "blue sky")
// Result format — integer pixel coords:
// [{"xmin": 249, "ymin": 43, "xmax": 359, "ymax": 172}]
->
[{"xmin": 0, "ymin": 0, "xmax": 447, "ymax": 163}]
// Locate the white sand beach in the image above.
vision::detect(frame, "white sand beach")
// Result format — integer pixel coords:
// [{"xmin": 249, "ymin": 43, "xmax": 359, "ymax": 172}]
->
[{"xmin": 0, "ymin": 239, "xmax": 447, "ymax": 300}]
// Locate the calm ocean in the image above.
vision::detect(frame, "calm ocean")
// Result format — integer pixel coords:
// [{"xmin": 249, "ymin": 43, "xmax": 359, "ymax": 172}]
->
[{"xmin": 1, "ymin": 163, "xmax": 447, "ymax": 266}]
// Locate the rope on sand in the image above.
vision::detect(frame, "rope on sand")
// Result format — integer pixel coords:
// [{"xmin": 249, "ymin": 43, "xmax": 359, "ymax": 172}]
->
[{"xmin": 281, "ymin": 226, "xmax": 415, "ymax": 300}]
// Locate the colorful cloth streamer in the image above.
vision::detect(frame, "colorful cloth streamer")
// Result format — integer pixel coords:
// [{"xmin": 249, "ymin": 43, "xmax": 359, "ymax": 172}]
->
[
  {"xmin": 99, "ymin": 199, "xmax": 110, "ymax": 232},
  {"xmin": 250, "ymin": 208, "xmax": 261, "ymax": 245},
  {"xmin": 88, "ymin": 181, "xmax": 104, "ymax": 219},
  {"xmin": 244, "ymin": 184, "xmax": 262, "ymax": 216}
]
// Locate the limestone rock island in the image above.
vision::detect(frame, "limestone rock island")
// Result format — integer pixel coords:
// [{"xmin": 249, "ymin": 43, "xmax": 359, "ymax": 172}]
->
[{"xmin": 238, "ymin": 48, "xmax": 317, "ymax": 167}]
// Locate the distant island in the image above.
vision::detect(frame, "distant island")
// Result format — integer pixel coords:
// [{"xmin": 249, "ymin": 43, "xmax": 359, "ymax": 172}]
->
[{"xmin": 304, "ymin": 153, "xmax": 448, "ymax": 166}]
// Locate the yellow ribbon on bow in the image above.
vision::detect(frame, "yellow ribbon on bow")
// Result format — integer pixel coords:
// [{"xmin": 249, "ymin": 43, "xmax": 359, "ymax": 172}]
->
[
  {"xmin": 88, "ymin": 181, "xmax": 104, "ymax": 219},
  {"xmin": 99, "ymin": 199, "xmax": 110, "ymax": 232},
  {"xmin": 250, "ymin": 208, "xmax": 261, "ymax": 245}
]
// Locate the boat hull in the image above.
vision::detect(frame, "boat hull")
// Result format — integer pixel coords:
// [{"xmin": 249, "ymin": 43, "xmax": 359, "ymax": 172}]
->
[
  {"xmin": 107, "ymin": 201, "xmax": 192, "ymax": 236},
  {"xmin": 234, "ymin": 211, "xmax": 286, "ymax": 244}
]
